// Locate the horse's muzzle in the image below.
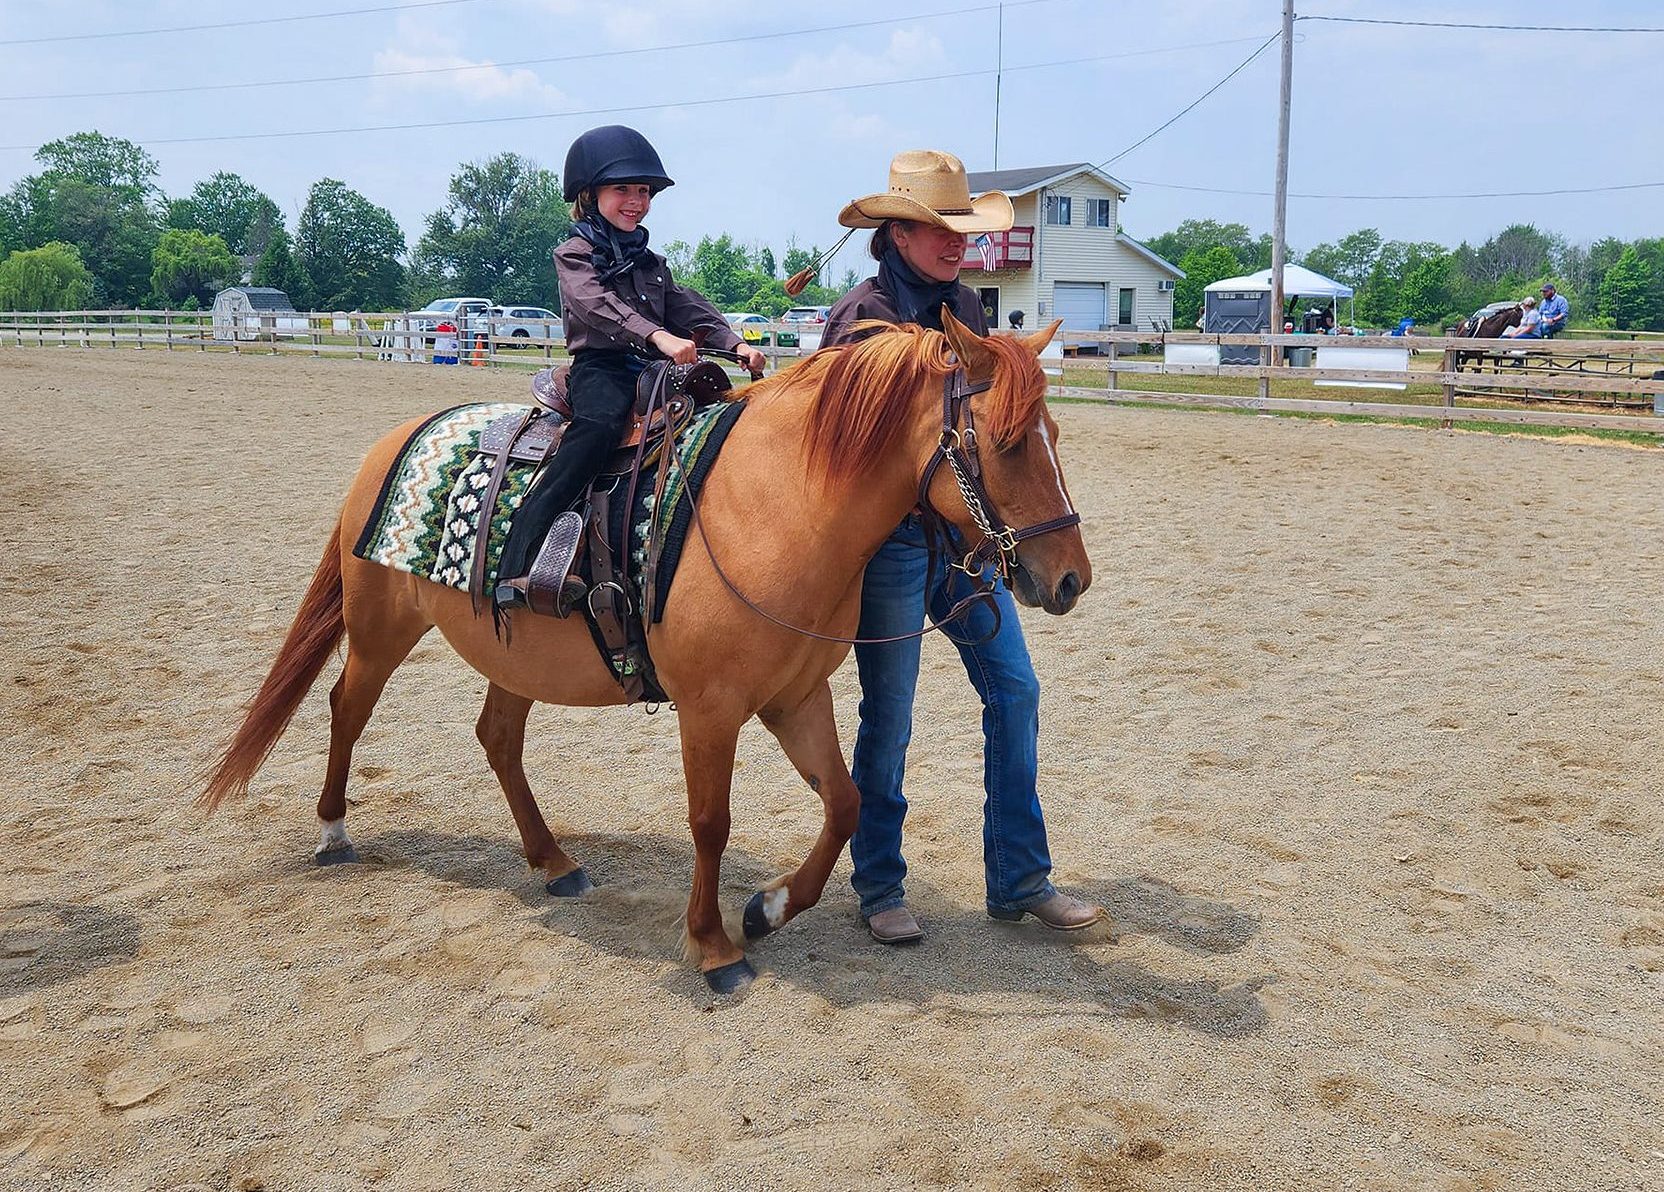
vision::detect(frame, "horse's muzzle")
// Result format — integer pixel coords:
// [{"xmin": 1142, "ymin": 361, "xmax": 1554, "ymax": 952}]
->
[{"xmin": 1011, "ymin": 562, "xmax": 1084, "ymax": 615}]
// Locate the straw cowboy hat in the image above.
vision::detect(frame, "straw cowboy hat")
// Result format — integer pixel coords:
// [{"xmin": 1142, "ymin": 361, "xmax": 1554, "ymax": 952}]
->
[{"xmin": 838, "ymin": 150, "xmax": 1013, "ymax": 233}]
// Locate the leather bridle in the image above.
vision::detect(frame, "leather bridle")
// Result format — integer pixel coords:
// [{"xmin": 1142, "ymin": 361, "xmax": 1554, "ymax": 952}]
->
[
  {"xmin": 685, "ymin": 363, "xmax": 1081, "ymax": 647},
  {"xmin": 917, "ymin": 367, "xmax": 1082, "ymax": 589}
]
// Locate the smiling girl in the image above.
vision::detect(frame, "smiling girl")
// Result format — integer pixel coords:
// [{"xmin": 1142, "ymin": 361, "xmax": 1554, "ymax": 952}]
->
[{"xmin": 496, "ymin": 125, "xmax": 765, "ymax": 613}]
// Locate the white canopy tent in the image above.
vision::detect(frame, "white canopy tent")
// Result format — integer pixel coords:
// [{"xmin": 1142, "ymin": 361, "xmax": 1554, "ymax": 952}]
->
[{"xmin": 1205, "ymin": 264, "xmax": 1355, "ymax": 328}]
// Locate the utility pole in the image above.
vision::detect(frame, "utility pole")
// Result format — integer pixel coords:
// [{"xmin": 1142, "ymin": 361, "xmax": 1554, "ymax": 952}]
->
[
  {"xmin": 993, "ymin": 2, "xmax": 1004, "ymax": 169},
  {"xmin": 1269, "ymin": 0, "xmax": 1294, "ymax": 341}
]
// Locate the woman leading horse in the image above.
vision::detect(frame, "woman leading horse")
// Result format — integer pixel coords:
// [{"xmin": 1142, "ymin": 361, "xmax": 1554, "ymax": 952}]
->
[
  {"xmin": 200, "ymin": 309, "xmax": 1090, "ymax": 993},
  {"xmin": 822, "ymin": 150, "xmax": 1104, "ymax": 945}
]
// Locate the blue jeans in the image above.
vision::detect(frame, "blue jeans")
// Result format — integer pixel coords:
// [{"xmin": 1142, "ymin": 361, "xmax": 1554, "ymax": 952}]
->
[{"xmin": 848, "ymin": 515, "xmax": 1057, "ymax": 917}]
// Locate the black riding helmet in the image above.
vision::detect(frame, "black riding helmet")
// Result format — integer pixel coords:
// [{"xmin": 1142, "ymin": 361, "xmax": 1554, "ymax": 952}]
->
[{"xmin": 562, "ymin": 125, "xmax": 674, "ymax": 203}]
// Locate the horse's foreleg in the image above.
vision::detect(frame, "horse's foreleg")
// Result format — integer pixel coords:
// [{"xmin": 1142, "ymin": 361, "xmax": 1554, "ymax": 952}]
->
[
  {"xmin": 315, "ymin": 587, "xmax": 428, "ymax": 864},
  {"xmin": 678, "ymin": 714, "xmax": 753, "ymax": 994},
  {"xmin": 746, "ymin": 682, "xmax": 861, "ymax": 943},
  {"xmin": 475, "ymin": 682, "xmax": 589, "ymax": 895}
]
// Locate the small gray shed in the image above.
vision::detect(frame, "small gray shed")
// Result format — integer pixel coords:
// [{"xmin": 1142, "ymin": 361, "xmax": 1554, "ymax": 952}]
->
[{"xmin": 212, "ymin": 287, "xmax": 308, "ymax": 342}]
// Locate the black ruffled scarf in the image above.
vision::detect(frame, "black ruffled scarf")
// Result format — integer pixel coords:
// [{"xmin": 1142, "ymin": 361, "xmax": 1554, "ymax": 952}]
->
[
  {"xmin": 572, "ymin": 212, "xmax": 654, "ymax": 284},
  {"xmin": 877, "ymin": 245, "xmax": 965, "ymax": 329}
]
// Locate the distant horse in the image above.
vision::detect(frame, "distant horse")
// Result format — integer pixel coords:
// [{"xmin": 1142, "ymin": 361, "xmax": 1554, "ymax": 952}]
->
[
  {"xmin": 1453, "ymin": 303, "xmax": 1522, "ymax": 371},
  {"xmin": 199, "ymin": 313, "xmax": 1090, "ymax": 993}
]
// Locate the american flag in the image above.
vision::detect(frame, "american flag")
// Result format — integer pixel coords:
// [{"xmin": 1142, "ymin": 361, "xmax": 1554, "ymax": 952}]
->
[{"xmin": 974, "ymin": 233, "xmax": 996, "ymax": 271}]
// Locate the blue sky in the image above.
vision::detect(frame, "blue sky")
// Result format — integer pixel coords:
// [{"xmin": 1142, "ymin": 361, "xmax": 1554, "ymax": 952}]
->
[{"xmin": 1, "ymin": 0, "xmax": 1656, "ymax": 278}]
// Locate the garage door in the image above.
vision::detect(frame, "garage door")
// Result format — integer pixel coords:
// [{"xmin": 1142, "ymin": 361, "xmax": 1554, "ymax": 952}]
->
[{"xmin": 1053, "ymin": 282, "xmax": 1105, "ymax": 346}]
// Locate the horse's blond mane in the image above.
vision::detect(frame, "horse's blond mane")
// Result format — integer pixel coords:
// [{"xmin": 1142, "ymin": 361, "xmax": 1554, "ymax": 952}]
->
[{"xmin": 755, "ymin": 323, "xmax": 1047, "ymax": 487}]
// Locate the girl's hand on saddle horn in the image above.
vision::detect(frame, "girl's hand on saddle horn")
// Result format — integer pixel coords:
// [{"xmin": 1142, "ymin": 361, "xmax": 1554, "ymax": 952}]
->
[
  {"xmin": 649, "ymin": 330, "xmax": 698, "ymax": 364},
  {"xmin": 735, "ymin": 345, "xmax": 766, "ymax": 378}
]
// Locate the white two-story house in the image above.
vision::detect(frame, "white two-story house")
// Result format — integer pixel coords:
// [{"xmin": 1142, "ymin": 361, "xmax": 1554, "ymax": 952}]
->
[{"xmin": 960, "ymin": 164, "xmax": 1184, "ymax": 341}]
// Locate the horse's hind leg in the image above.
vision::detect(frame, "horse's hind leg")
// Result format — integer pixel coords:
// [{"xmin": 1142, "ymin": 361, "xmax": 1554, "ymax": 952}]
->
[
  {"xmin": 745, "ymin": 682, "xmax": 860, "ymax": 943},
  {"xmin": 475, "ymin": 682, "xmax": 590, "ymax": 895},
  {"xmin": 315, "ymin": 596, "xmax": 429, "ymax": 864}
]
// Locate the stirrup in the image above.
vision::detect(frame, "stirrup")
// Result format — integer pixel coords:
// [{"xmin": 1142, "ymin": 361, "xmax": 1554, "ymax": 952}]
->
[{"xmin": 497, "ymin": 511, "xmax": 585, "ymax": 617}]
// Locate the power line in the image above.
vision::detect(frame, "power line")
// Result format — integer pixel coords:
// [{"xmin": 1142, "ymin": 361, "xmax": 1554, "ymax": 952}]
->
[
  {"xmin": 1300, "ymin": 14, "xmax": 1664, "ymax": 34},
  {"xmin": 0, "ymin": 0, "xmax": 1075, "ymax": 103},
  {"xmin": 1123, "ymin": 177, "xmax": 1664, "ymax": 200},
  {"xmin": 1095, "ymin": 33, "xmax": 1281, "ymax": 168},
  {"xmin": 0, "ymin": 0, "xmax": 486, "ymax": 48},
  {"xmin": 0, "ymin": 40, "xmax": 1276, "ymax": 151}
]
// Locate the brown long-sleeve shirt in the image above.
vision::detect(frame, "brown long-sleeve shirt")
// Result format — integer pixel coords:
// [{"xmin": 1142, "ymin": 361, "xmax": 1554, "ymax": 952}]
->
[
  {"xmin": 821, "ymin": 277, "xmax": 989, "ymax": 348},
  {"xmin": 553, "ymin": 236, "xmax": 742, "ymax": 356}
]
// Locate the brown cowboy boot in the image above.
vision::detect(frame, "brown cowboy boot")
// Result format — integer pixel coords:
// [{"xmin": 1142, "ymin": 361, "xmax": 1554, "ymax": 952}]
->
[{"xmin": 989, "ymin": 892, "xmax": 1105, "ymax": 932}]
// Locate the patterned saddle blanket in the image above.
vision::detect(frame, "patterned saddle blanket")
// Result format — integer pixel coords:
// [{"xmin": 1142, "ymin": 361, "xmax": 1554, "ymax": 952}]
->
[{"xmin": 353, "ymin": 398, "xmax": 747, "ymax": 628}]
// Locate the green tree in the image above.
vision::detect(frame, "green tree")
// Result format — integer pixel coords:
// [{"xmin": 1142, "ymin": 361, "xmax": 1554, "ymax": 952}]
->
[
  {"xmin": 1173, "ymin": 245, "xmax": 1241, "ymax": 327},
  {"xmin": 166, "ymin": 171, "xmax": 282, "ymax": 256},
  {"xmin": 5, "ymin": 173, "xmax": 159, "ymax": 305},
  {"xmin": 150, "ymin": 228, "xmax": 238, "ymax": 307},
  {"xmin": 3, "ymin": 131, "xmax": 164, "ymax": 305},
  {"xmin": 1469, "ymin": 223, "xmax": 1555, "ymax": 286},
  {"xmin": 1599, "ymin": 247, "xmax": 1656, "ymax": 330},
  {"xmin": 1301, "ymin": 229, "xmax": 1382, "ymax": 291},
  {"xmin": 295, "ymin": 178, "xmax": 406, "ymax": 310},
  {"xmin": 34, "ymin": 131, "xmax": 161, "ymax": 201},
  {"xmin": 1144, "ymin": 220, "xmax": 1263, "ymax": 272},
  {"xmin": 252, "ymin": 224, "xmax": 309, "ymax": 307},
  {"xmin": 414, "ymin": 153, "xmax": 570, "ymax": 306},
  {"xmin": 757, "ymin": 246, "xmax": 776, "ymax": 278},
  {"xmin": 0, "ymin": 241, "xmax": 94, "ymax": 310},
  {"xmin": 1396, "ymin": 253, "xmax": 1454, "ymax": 325}
]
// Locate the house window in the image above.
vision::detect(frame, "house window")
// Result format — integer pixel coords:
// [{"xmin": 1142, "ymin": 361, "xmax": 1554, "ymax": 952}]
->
[
  {"xmin": 1044, "ymin": 194, "xmax": 1072, "ymax": 226},
  {"xmin": 1118, "ymin": 288, "xmax": 1135, "ymax": 327},
  {"xmin": 1087, "ymin": 199, "xmax": 1113, "ymax": 228}
]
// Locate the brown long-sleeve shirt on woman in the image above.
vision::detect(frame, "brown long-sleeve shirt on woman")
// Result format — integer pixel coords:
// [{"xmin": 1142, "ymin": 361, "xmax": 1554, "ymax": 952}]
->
[{"xmin": 553, "ymin": 236, "xmax": 742, "ymax": 356}]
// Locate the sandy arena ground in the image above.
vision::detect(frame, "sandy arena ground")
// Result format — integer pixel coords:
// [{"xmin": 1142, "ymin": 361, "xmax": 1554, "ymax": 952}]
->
[{"xmin": 2, "ymin": 347, "xmax": 1661, "ymax": 1191}]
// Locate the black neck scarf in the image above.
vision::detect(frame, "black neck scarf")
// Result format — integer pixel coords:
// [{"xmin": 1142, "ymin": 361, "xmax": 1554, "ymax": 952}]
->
[
  {"xmin": 877, "ymin": 244, "xmax": 964, "ymax": 330},
  {"xmin": 572, "ymin": 211, "xmax": 653, "ymax": 284}
]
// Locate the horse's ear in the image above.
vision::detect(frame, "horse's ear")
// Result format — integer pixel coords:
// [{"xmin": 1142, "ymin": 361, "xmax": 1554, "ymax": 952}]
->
[
  {"xmin": 1020, "ymin": 318, "xmax": 1064, "ymax": 357},
  {"xmin": 940, "ymin": 306, "xmax": 994, "ymax": 376}
]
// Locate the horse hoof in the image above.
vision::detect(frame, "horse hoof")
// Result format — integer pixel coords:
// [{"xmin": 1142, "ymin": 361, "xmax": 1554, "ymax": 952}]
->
[
  {"xmin": 742, "ymin": 890, "xmax": 776, "ymax": 941},
  {"xmin": 544, "ymin": 867, "xmax": 594, "ymax": 897},
  {"xmin": 314, "ymin": 845, "xmax": 359, "ymax": 866},
  {"xmin": 703, "ymin": 958, "xmax": 756, "ymax": 995}
]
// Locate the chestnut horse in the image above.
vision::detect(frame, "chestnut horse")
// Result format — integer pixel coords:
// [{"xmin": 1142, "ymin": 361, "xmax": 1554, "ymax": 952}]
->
[{"xmin": 200, "ymin": 312, "xmax": 1090, "ymax": 993}]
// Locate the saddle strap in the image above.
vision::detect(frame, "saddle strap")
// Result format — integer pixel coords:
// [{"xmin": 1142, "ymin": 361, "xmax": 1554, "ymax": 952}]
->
[
  {"xmin": 471, "ymin": 406, "xmax": 537, "ymax": 616},
  {"xmin": 584, "ymin": 489, "xmax": 646, "ymax": 704}
]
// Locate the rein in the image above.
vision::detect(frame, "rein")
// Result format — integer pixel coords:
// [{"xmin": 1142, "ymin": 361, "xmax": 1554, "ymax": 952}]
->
[{"xmin": 683, "ymin": 365, "xmax": 1080, "ymax": 648}]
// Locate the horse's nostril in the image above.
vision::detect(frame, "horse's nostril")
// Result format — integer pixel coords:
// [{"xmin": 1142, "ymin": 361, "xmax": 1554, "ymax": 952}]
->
[{"xmin": 1056, "ymin": 571, "xmax": 1081, "ymax": 608}]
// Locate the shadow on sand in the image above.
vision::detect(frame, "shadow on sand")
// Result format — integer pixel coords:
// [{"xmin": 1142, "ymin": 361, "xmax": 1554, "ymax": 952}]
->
[
  {"xmin": 364, "ymin": 827, "xmax": 1269, "ymax": 1038},
  {"xmin": 0, "ymin": 900, "xmax": 143, "ymax": 994}
]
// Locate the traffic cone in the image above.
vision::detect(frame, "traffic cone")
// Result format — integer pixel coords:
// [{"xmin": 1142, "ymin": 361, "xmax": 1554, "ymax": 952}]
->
[{"xmin": 470, "ymin": 332, "xmax": 487, "ymax": 367}]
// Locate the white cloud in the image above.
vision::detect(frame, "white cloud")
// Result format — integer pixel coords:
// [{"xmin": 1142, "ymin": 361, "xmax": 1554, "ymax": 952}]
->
[{"xmin": 370, "ymin": 48, "xmax": 566, "ymax": 106}]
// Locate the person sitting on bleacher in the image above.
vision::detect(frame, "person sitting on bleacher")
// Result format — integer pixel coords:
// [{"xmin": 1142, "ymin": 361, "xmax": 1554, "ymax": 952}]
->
[
  {"xmin": 1502, "ymin": 295, "xmax": 1543, "ymax": 339},
  {"xmin": 1538, "ymin": 283, "xmax": 1569, "ymax": 338}
]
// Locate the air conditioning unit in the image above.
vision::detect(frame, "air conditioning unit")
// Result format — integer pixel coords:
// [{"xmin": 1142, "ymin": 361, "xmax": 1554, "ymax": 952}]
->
[{"xmin": 1157, "ymin": 279, "xmax": 1175, "ymax": 292}]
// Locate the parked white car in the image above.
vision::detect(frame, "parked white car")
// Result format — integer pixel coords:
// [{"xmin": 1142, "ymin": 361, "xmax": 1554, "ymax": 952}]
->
[
  {"xmin": 488, "ymin": 305, "xmax": 563, "ymax": 344},
  {"xmin": 409, "ymin": 297, "xmax": 494, "ymax": 336}
]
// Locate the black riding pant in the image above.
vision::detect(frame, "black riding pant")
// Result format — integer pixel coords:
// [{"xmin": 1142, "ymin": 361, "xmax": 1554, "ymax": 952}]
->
[{"xmin": 498, "ymin": 349, "xmax": 643, "ymax": 579}]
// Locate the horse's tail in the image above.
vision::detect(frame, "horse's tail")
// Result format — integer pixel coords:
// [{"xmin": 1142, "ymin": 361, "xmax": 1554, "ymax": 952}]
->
[{"xmin": 199, "ymin": 522, "xmax": 346, "ymax": 813}]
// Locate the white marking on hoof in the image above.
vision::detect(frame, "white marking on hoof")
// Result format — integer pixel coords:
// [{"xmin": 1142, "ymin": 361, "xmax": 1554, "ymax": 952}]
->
[
  {"xmin": 316, "ymin": 817, "xmax": 353, "ymax": 857},
  {"xmin": 762, "ymin": 887, "xmax": 789, "ymax": 929}
]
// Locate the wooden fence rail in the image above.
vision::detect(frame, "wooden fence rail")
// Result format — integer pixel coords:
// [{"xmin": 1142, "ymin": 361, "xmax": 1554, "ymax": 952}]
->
[{"xmin": 3, "ymin": 311, "xmax": 1661, "ymax": 435}]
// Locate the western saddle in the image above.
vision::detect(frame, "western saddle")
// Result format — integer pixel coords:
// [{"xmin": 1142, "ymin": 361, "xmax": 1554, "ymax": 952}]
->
[{"xmin": 469, "ymin": 357, "xmax": 735, "ymax": 701}]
